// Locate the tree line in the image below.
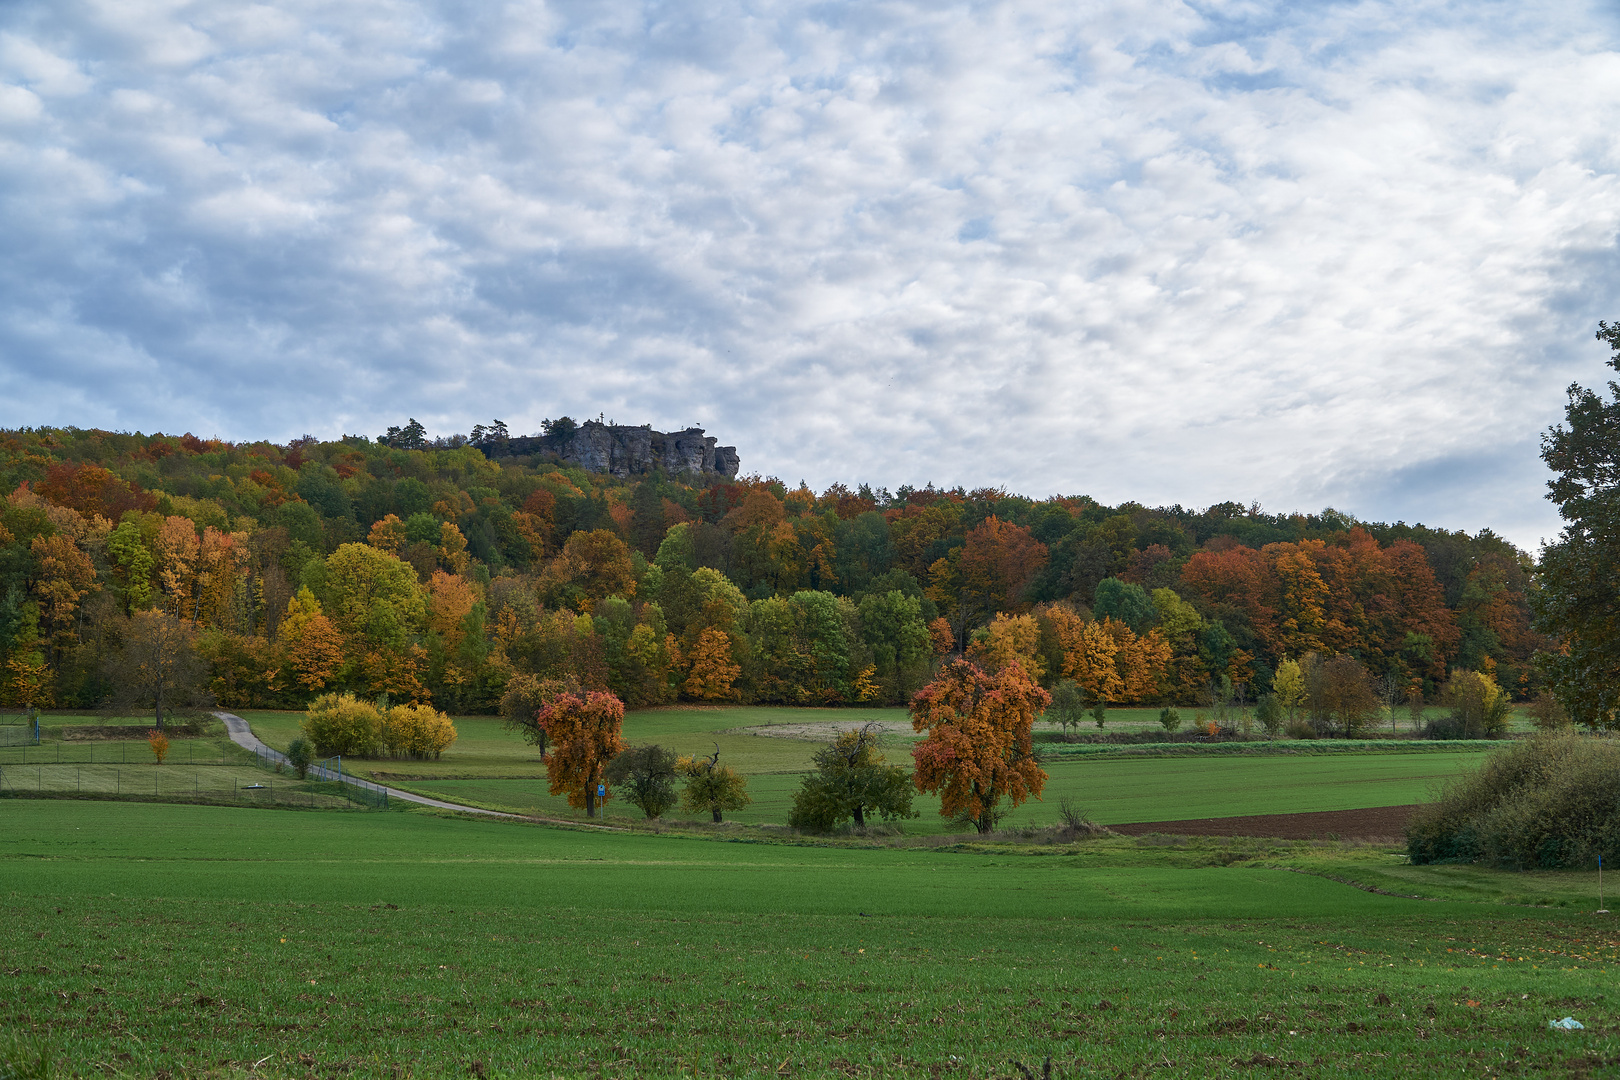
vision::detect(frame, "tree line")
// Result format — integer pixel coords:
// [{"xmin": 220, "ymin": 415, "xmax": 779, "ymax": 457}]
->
[{"xmin": 0, "ymin": 423, "xmax": 1543, "ymax": 720}]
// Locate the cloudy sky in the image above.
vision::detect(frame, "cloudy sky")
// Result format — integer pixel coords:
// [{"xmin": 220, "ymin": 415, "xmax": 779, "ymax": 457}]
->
[{"xmin": 2, "ymin": 0, "xmax": 1617, "ymax": 549}]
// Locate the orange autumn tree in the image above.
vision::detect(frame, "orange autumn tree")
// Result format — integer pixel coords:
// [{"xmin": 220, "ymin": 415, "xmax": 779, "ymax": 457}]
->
[
  {"xmin": 277, "ymin": 588, "xmax": 345, "ymax": 693},
  {"xmin": 910, "ymin": 658, "xmax": 1049, "ymax": 834},
  {"xmin": 539, "ymin": 690, "xmax": 626, "ymax": 817}
]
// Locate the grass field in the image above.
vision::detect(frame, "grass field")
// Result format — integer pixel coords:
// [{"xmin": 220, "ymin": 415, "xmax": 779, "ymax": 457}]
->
[
  {"xmin": 227, "ymin": 708, "xmax": 1499, "ymax": 830},
  {"xmin": 4, "ymin": 800, "xmax": 1619, "ymax": 1078}
]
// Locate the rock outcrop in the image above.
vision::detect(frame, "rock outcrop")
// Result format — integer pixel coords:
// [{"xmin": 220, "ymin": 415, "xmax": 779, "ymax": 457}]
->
[{"xmin": 498, "ymin": 422, "xmax": 739, "ymax": 479}]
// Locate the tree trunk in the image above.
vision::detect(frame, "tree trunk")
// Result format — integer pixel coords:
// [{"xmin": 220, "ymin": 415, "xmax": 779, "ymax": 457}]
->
[
  {"xmin": 585, "ymin": 789, "xmax": 596, "ymax": 817},
  {"xmin": 852, "ymin": 805, "xmax": 865, "ymax": 827},
  {"xmin": 712, "ymin": 808, "xmax": 722, "ymax": 823}
]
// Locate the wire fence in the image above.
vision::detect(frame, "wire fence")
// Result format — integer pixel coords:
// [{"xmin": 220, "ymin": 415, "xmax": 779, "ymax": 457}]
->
[
  {"xmin": 0, "ymin": 719, "xmax": 40, "ymax": 747},
  {"xmin": 0, "ymin": 757, "xmax": 388, "ymax": 806},
  {"xmin": 0, "ymin": 739, "xmax": 236, "ymax": 766}
]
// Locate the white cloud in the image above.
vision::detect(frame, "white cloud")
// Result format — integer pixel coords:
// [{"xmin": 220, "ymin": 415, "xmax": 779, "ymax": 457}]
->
[{"xmin": 0, "ymin": 0, "xmax": 1617, "ymax": 549}]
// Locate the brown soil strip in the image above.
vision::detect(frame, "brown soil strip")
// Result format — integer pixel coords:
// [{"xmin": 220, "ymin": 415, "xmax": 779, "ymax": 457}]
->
[{"xmin": 1109, "ymin": 803, "xmax": 1422, "ymax": 840}]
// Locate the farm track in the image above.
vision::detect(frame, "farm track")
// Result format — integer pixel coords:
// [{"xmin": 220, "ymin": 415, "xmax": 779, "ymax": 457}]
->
[
  {"xmin": 1109, "ymin": 803, "xmax": 1419, "ymax": 840},
  {"xmin": 215, "ymin": 711, "xmax": 623, "ymax": 830}
]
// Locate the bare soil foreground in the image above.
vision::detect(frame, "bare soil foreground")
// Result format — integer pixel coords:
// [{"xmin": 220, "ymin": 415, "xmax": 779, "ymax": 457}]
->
[{"xmin": 1110, "ymin": 803, "xmax": 1420, "ymax": 840}]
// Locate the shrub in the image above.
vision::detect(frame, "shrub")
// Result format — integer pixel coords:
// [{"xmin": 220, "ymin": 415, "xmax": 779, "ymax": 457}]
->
[
  {"xmin": 285, "ymin": 737, "xmax": 314, "ymax": 779},
  {"xmin": 1158, "ymin": 708, "xmax": 1181, "ymax": 733},
  {"xmin": 301, "ymin": 692, "xmax": 382, "ymax": 757},
  {"xmin": 381, "ymin": 703, "xmax": 458, "ymax": 759},
  {"xmin": 1406, "ymin": 733, "xmax": 1620, "ymax": 868},
  {"xmin": 1255, "ymin": 693, "xmax": 1282, "ymax": 737},
  {"xmin": 1285, "ymin": 719, "xmax": 1317, "ymax": 740},
  {"xmin": 1527, "ymin": 691, "xmax": 1570, "ymax": 732},
  {"xmin": 147, "ymin": 729, "xmax": 169, "ymax": 765}
]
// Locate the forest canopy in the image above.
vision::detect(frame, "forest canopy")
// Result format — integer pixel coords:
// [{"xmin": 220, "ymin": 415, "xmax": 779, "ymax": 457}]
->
[{"xmin": 0, "ymin": 424, "xmax": 1544, "ymax": 717}]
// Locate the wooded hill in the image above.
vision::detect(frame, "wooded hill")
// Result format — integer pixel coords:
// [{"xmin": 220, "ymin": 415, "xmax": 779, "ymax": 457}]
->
[{"xmin": 0, "ymin": 425, "xmax": 1542, "ymax": 715}]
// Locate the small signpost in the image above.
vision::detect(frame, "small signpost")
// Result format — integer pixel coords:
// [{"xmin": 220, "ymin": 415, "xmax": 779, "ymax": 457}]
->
[{"xmin": 597, "ymin": 782, "xmax": 606, "ymax": 818}]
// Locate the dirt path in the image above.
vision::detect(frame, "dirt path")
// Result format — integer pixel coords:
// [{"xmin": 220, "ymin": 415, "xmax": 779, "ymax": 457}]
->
[
  {"xmin": 216, "ymin": 711, "xmax": 529, "ymax": 819},
  {"xmin": 1108, "ymin": 804, "xmax": 1420, "ymax": 840}
]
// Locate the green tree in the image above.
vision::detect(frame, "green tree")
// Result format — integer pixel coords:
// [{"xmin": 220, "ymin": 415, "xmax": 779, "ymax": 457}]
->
[
  {"xmin": 1533, "ymin": 321, "xmax": 1620, "ymax": 728},
  {"xmin": 103, "ymin": 609, "xmax": 211, "ymax": 730},
  {"xmin": 286, "ymin": 736, "xmax": 314, "ymax": 779},
  {"xmin": 1093, "ymin": 577, "xmax": 1155, "ymax": 633},
  {"xmin": 604, "ymin": 744, "xmax": 680, "ymax": 819},
  {"xmin": 678, "ymin": 746, "xmax": 751, "ymax": 822},
  {"xmin": 788, "ymin": 724, "xmax": 916, "ymax": 832},
  {"xmin": 1043, "ymin": 679, "xmax": 1087, "ymax": 734}
]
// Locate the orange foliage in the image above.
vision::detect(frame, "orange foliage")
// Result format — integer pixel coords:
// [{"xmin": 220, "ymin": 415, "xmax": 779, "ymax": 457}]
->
[
  {"xmin": 368, "ymin": 514, "xmax": 407, "ymax": 554},
  {"xmin": 910, "ymin": 659, "xmax": 1049, "ymax": 833},
  {"xmin": 427, "ymin": 571, "xmax": 478, "ymax": 644},
  {"xmin": 539, "ymin": 690, "xmax": 626, "ymax": 814},
  {"xmin": 683, "ymin": 627, "xmax": 741, "ymax": 700},
  {"xmin": 34, "ymin": 462, "xmax": 157, "ymax": 519},
  {"xmin": 1101, "ymin": 618, "xmax": 1172, "ymax": 703},
  {"xmin": 1040, "ymin": 606, "xmax": 1123, "ymax": 703},
  {"xmin": 958, "ymin": 516, "xmax": 1047, "ymax": 615}
]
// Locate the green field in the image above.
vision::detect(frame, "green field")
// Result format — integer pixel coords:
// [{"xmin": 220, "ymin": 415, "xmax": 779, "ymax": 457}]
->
[
  {"xmin": 227, "ymin": 708, "xmax": 1495, "ymax": 830},
  {"xmin": 4, "ymin": 800, "xmax": 1619, "ymax": 1079}
]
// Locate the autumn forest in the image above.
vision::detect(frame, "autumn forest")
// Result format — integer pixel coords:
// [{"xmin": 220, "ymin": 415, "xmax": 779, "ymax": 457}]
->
[{"xmin": 0, "ymin": 425, "xmax": 1543, "ymax": 721}]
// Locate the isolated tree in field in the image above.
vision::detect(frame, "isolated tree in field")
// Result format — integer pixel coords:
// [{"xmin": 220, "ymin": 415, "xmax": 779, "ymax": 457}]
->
[
  {"xmin": 541, "ymin": 690, "xmax": 625, "ymax": 817},
  {"xmin": 1533, "ymin": 321, "xmax": 1620, "ymax": 727},
  {"xmin": 147, "ymin": 729, "xmax": 169, "ymax": 764},
  {"xmin": 104, "ymin": 609, "xmax": 210, "ymax": 730},
  {"xmin": 910, "ymin": 658, "xmax": 1049, "ymax": 834},
  {"xmin": 286, "ymin": 736, "xmax": 314, "ymax": 779},
  {"xmin": 499, "ymin": 673, "xmax": 581, "ymax": 759},
  {"xmin": 604, "ymin": 744, "xmax": 680, "ymax": 819},
  {"xmin": 678, "ymin": 746, "xmax": 751, "ymax": 822},
  {"xmin": 1043, "ymin": 679, "xmax": 1087, "ymax": 735},
  {"xmin": 1304, "ymin": 654, "xmax": 1380, "ymax": 737},
  {"xmin": 788, "ymin": 724, "xmax": 916, "ymax": 832}
]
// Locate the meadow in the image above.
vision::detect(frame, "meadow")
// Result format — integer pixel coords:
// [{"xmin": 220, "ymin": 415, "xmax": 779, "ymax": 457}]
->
[
  {"xmin": 4, "ymin": 800, "xmax": 1619, "ymax": 1079},
  {"xmin": 228, "ymin": 707, "xmax": 1496, "ymax": 830}
]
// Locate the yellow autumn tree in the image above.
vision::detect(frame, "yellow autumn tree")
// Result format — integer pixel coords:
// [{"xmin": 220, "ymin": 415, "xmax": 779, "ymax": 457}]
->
[
  {"xmin": 965, "ymin": 613, "xmax": 1045, "ymax": 681},
  {"xmin": 1041, "ymin": 606, "xmax": 1123, "ymax": 704},
  {"xmin": 683, "ymin": 627, "xmax": 741, "ymax": 700}
]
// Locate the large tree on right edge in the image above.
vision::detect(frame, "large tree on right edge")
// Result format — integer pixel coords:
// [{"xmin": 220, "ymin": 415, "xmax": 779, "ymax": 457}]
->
[{"xmin": 1533, "ymin": 321, "xmax": 1620, "ymax": 728}]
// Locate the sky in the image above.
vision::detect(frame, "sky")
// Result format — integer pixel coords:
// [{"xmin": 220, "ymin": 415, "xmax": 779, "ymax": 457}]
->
[{"xmin": 2, "ymin": 1, "xmax": 1618, "ymax": 552}]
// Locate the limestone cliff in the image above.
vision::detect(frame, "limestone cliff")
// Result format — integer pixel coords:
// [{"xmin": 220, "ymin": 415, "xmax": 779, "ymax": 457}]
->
[{"xmin": 497, "ymin": 422, "xmax": 739, "ymax": 479}]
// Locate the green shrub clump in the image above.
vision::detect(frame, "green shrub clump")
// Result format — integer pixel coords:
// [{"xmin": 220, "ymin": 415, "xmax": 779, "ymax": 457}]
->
[
  {"xmin": 1406, "ymin": 733, "xmax": 1620, "ymax": 869},
  {"xmin": 1158, "ymin": 708, "xmax": 1180, "ymax": 733}
]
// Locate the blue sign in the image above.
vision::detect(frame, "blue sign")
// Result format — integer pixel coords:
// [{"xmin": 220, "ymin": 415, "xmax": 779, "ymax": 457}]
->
[{"xmin": 597, "ymin": 783, "xmax": 606, "ymax": 797}]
